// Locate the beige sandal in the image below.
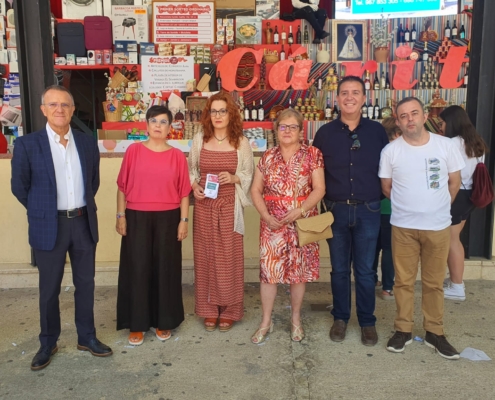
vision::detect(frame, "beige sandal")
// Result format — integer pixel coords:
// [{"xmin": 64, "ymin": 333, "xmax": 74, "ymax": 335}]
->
[
  {"xmin": 291, "ymin": 322, "xmax": 305, "ymax": 342},
  {"xmin": 251, "ymin": 322, "xmax": 274, "ymax": 344}
]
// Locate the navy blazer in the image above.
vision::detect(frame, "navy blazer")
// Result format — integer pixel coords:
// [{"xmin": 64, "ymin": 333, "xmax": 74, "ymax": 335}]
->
[{"xmin": 11, "ymin": 128, "xmax": 100, "ymax": 251}]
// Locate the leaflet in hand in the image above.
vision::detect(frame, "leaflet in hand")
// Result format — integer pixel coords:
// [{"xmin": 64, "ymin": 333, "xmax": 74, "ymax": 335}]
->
[{"xmin": 204, "ymin": 174, "xmax": 220, "ymax": 199}]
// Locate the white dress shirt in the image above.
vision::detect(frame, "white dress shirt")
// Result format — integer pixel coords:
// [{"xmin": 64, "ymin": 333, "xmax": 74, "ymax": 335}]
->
[{"xmin": 46, "ymin": 123, "xmax": 86, "ymax": 210}]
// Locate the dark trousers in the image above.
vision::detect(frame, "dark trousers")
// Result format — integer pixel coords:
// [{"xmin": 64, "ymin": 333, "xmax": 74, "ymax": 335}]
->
[
  {"xmin": 34, "ymin": 214, "xmax": 96, "ymax": 347},
  {"xmin": 324, "ymin": 199, "xmax": 381, "ymax": 327},
  {"xmin": 372, "ymin": 214, "xmax": 395, "ymax": 291},
  {"xmin": 293, "ymin": 7, "xmax": 327, "ymax": 38}
]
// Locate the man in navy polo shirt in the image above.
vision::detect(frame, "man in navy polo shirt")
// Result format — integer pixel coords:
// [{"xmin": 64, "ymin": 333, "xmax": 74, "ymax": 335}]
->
[{"xmin": 313, "ymin": 76, "xmax": 388, "ymax": 346}]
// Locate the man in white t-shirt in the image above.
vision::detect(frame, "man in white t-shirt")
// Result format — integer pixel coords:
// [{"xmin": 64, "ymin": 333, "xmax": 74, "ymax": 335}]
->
[{"xmin": 379, "ymin": 97, "xmax": 465, "ymax": 360}]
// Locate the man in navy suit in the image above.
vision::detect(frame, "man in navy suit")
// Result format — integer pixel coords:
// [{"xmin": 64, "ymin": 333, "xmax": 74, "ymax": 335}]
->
[{"xmin": 11, "ymin": 85, "xmax": 112, "ymax": 371}]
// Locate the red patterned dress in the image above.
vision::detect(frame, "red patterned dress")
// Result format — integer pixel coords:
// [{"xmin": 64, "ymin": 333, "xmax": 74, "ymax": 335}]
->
[{"xmin": 257, "ymin": 144, "xmax": 324, "ymax": 284}]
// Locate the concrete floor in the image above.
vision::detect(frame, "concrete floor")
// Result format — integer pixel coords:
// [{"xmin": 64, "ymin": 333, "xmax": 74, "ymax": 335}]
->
[{"xmin": 1, "ymin": 282, "xmax": 494, "ymax": 400}]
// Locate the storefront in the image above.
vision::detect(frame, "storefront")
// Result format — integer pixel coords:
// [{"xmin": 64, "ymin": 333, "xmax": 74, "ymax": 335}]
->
[{"xmin": 1, "ymin": 0, "xmax": 494, "ymax": 286}]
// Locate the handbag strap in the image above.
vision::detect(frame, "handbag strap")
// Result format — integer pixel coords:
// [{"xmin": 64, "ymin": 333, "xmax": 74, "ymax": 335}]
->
[{"xmin": 293, "ymin": 152, "xmax": 307, "ymax": 208}]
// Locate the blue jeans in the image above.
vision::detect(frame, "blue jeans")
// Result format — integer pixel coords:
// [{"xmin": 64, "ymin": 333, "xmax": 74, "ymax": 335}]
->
[
  {"xmin": 325, "ymin": 199, "xmax": 381, "ymax": 327},
  {"xmin": 372, "ymin": 214, "xmax": 395, "ymax": 291}
]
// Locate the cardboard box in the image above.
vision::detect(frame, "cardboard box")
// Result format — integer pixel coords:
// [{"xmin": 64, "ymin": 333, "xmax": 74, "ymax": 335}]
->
[
  {"xmin": 128, "ymin": 52, "xmax": 138, "ymax": 64},
  {"xmin": 112, "ymin": 5, "xmax": 149, "ymax": 43},
  {"xmin": 97, "ymin": 129, "xmax": 127, "ymax": 140},
  {"xmin": 113, "ymin": 52, "xmax": 129, "ymax": 64},
  {"xmin": 76, "ymin": 57, "xmax": 88, "ymax": 65},
  {"xmin": 140, "ymin": 42, "xmax": 155, "ymax": 54}
]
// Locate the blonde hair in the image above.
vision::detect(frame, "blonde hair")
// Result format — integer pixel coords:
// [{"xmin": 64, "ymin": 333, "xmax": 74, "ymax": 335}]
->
[{"xmin": 274, "ymin": 108, "xmax": 304, "ymax": 131}]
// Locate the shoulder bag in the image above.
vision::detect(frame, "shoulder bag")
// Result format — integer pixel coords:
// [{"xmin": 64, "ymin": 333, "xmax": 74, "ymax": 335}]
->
[
  {"xmin": 470, "ymin": 158, "xmax": 494, "ymax": 208},
  {"xmin": 293, "ymin": 153, "xmax": 334, "ymax": 247}
]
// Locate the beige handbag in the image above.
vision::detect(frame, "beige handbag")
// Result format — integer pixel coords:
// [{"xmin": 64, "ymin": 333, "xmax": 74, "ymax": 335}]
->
[{"xmin": 293, "ymin": 153, "xmax": 334, "ymax": 247}]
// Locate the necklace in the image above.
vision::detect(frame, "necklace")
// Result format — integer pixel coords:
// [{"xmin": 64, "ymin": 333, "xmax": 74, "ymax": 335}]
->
[{"xmin": 214, "ymin": 134, "xmax": 228, "ymax": 144}]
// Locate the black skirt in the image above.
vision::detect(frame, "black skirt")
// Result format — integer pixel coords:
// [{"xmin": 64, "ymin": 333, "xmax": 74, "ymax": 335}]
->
[{"xmin": 117, "ymin": 208, "xmax": 184, "ymax": 331}]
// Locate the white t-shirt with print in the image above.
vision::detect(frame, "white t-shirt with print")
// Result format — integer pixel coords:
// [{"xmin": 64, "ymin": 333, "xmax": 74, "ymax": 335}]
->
[{"xmin": 379, "ymin": 132, "xmax": 465, "ymax": 230}]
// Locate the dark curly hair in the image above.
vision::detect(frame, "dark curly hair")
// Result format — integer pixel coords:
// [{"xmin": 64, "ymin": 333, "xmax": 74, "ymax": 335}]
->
[{"xmin": 200, "ymin": 91, "xmax": 243, "ymax": 149}]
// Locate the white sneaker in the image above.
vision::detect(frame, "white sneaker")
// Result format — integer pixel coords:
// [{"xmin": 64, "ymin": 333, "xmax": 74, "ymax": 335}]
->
[
  {"xmin": 444, "ymin": 282, "xmax": 466, "ymax": 301},
  {"xmin": 443, "ymin": 277, "xmax": 465, "ymax": 289}
]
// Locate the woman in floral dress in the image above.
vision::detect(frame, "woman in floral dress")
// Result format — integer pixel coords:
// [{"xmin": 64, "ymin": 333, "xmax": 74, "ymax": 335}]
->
[{"xmin": 250, "ymin": 108, "xmax": 325, "ymax": 343}]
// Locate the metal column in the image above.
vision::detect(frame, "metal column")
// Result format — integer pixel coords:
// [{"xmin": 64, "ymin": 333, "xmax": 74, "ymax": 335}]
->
[{"xmin": 465, "ymin": 0, "xmax": 495, "ymax": 258}]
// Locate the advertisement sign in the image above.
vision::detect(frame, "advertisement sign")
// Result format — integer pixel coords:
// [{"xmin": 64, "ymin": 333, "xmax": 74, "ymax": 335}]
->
[
  {"xmin": 112, "ymin": 5, "xmax": 149, "ymax": 43},
  {"xmin": 141, "ymin": 55, "xmax": 195, "ymax": 92},
  {"xmin": 351, "ymin": 0, "xmax": 441, "ymax": 15},
  {"xmin": 153, "ymin": 1, "xmax": 215, "ymax": 44}
]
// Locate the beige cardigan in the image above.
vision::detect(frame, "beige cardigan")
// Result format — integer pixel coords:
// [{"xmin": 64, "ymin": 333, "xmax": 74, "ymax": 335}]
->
[{"xmin": 188, "ymin": 131, "xmax": 254, "ymax": 235}]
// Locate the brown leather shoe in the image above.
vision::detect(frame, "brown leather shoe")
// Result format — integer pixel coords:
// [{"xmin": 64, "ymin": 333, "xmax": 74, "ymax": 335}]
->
[
  {"xmin": 329, "ymin": 320, "xmax": 347, "ymax": 342},
  {"xmin": 361, "ymin": 326, "xmax": 378, "ymax": 346}
]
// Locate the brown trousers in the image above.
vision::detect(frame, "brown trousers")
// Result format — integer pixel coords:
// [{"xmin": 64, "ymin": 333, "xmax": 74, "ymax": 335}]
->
[{"xmin": 391, "ymin": 226, "xmax": 450, "ymax": 335}]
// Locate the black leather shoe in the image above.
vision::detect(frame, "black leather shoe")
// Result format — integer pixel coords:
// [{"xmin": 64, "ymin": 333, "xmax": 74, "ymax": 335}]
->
[
  {"xmin": 361, "ymin": 326, "xmax": 378, "ymax": 346},
  {"xmin": 31, "ymin": 345, "xmax": 58, "ymax": 371},
  {"xmin": 329, "ymin": 320, "xmax": 347, "ymax": 342},
  {"xmin": 77, "ymin": 338, "xmax": 113, "ymax": 357},
  {"xmin": 320, "ymin": 30, "xmax": 330, "ymax": 40}
]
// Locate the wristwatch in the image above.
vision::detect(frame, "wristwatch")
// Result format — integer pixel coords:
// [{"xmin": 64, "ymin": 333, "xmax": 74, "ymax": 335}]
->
[
  {"xmin": 180, "ymin": 217, "xmax": 189, "ymax": 222},
  {"xmin": 116, "ymin": 212, "xmax": 125, "ymax": 219}
]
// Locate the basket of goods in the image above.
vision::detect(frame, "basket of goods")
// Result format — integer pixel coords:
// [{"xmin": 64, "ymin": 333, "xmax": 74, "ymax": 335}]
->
[
  {"xmin": 109, "ymin": 69, "xmax": 129, "ymax": 89},
  {"xmin": 103, "ymin": 100, "xmax": 123, "ymax": 122},
  {"xmin": 263, "ymin": 49, "xmax": 279, "ymax": 64}
]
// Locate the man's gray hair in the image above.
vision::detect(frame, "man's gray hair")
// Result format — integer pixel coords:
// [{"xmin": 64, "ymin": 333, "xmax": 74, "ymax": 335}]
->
[
  {"xmin": 395, "ymin": 97, "xmax": 425, "ymax": 114},
  {"xmin": 41, "ymin": 85, "xmax": 74, "ymax": 105}
]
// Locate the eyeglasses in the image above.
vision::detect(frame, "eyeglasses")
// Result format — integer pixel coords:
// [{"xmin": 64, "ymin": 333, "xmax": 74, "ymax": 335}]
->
[
  {"xmin": 349, "ymin": 133, "xmax": 360, "ymax": 150},
  {"xmin": 209, "ymin": 109, "xmax": 228, "ymax": 117},
  {"xmin": 148, "ymin": 118, "xmax": 170, "ymax": 126},
  {"xmin": 278, "ymin": 124, "xmax": 300, "ymax": 133},
  {"xmin": 43, "ymin": 102, "xmax": 73, "ymax": 110}
]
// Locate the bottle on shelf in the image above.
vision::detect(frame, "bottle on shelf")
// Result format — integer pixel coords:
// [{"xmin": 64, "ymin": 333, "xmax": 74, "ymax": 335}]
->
[
  {"xmin": 444, "ymin": 20, "xmax": 451, "ymax": 39},
  {"xmin": 325, "ymin": 97, "xmax": 332, "ymax": 121},
  {"xmin": 364, "ymin": 70, "xmax": 371, "ymax": 90},
  {"xmin": 332, "ymin": 101, "xmax": 339, "ymax": 120},
  {"xmin": 380, "ymin": 71, "xmax": 386, "ymax": 89},
  {"xmin": 288, "ymin": 25, "xmax": 294, "ymax": 44},
  {"xmin": 373, "ymin": 73, "xmax": 380, "ymax": 90},
  {"xmin": 385, "ymin": 72, "xmax": 391, "ymax": 90},
  {"xmin": 452, "ymin": 20, "xmax": 458, "ymax": 39},
  {"xmin": 423, "ymin": 41, "xmax": 429, "ymax": 62},
  {"xmin": 380, "ymin": 98, "xmax": 393, "ymax": 119},
  {"xmin": 303, "ymin": 25, "xmax": 309, "ymax": 44},
  {"xmin": 411, "ymin": 23, "xmax": 417, "ymax": 41},
  {"xmin": 296, "ymin": 25, "xmax": 302, "ymax": 44},
  {"xmin": 288, "ymin": 44, "xmax": 293, "ymax": 60},
  {"xmin": 317, "ymin": 74, "xmax": 323, "ymax": 91},
  {"xmin": 397, "ymin": 23, "xmax": 404, "ymax": 43},
  {"xmin": 217, "ymin": 72, "xmax": 222, "ymax": 91},
  {"xmin": 281, "ymin": 24, "xmax": 287, "ymax": 44},
  {"xmin": 404, "ymin": 24, "xmax": 410, "ymax": 42},
  {"xmin": 361, "ymin": 102, "xmax": 368, "ymax": 118},
  {"xmin": 258, "ymin": 99, "xmax": 265, "ymax": 121},
  {"xmin": 244, "ymin": 103, "xmax": 250, "ymax": 121},
  {"xmin": 367, "ymin": 98, "xmax": 374, "ymax": 120},
  {"xmin": 374, "ymin": 98, "xmax": 380, "ymax": 120},
  {"xmin": 460, "ymin": 24, "xmax": 466, "ymax": 39},
  {"xmin": 280, "ymin": 44, "xmax": 286, "ymax": 60},
  {"xmin": 464, "ymin": 66, "xmax": 469, "ymax": 88},
  {"xmin": 274, "ymin": 25, "xmax": 279, "ymax": 45},
  {"xmin": 251, "ymin": 101, "xmax": 257, "ymax": 121},
  {"xmin": 288, "ymin": 98, "xmax": 293, "ymax": 108}
]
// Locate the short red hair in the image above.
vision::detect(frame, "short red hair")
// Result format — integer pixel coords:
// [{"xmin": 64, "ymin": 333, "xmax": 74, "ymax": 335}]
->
[{"xmin": 200, "ymin": 91, "xmax": 244, "ymax": 149}]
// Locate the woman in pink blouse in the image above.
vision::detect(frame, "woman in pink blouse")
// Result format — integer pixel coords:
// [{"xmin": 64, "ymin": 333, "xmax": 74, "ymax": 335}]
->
[{"xmin": 116, "ymin": 105, "xmax": 191, "ymax": 346}]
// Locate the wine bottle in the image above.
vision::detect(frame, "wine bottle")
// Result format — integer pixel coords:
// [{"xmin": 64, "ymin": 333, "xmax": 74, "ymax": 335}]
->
[
  {"xmin": 281, "ymin": 24, "xmax": 287, "ymax": 45},
  {"xmin": 288, "ymin": 98, "xmax": 293, "ymax": 108},
  {"xmin": 244, "ymin": 104, "xmax": 250, "ymax": 121},
  {"xmin": 423, "ymin": 41, "xmax": 429, "ymax": 62},
  {"xmin": 296, "ymin": 25, "xmax": 301, "ymax": 44},
  {"xmin": 303, "ymin": 25, "xmax": 309, "ymax": 44},
  {"xmin": 385, "ymin": 73, "xmax": 391, "ymax": 90},
  {"xmin": 332, "ymin": 101, "xmax": 339, "ymax": 120},
  {"xmin": 288, "ymin": 44, "xmax": 293, "ymax": 60},
  {"xmin": 367, "ymin": 99, "xmax": 374, "ymax": 120},
  {"xmin": 464, "ymin": 66, "xmax": 469, "ymax": 88},
  {"xmin": 380, "ymin": 72, "xmax": 386, "ymax": 89},
  {"xmin": 398, "ymin": 23, "xmax": 404, "ymax": 43},
  {"xmin": 374, "ymin": 98, "xmax": 380, "ymax": 120},
  {"xmin": 364, "ymin": 70, "xmax": 371, "ymax": 90},
  {"xmin": 361, "ymin": 102, "xmax": 368, "ymax": 118},
  {"xmin": 288, "ymin": 25, "xmax": 294, "ymax": 45},
  {"xmin": 216, "ymin": 72, "xmax": 222, "ymax": 91},
  {"xmin": 251, "ymin": 101, "xmax": 257, "ymax": 121},
  {"xmin": 317, "ymin": 74, "xmax": 323, "ymax": 91},
  {"xmin": 459, "ymin": 24, "xmax": 466, "ymax": 39},
  {"xmin": 444, "ymin": 20, "xmax": 451, "ymax": 39},
  {"xmin": 373, "ymin": 73, "xmax": 380, "ymax": 90},
  {"xmin": 274, "ymin": 25, "xmax": 279, "ymax": 45},
  {"xmin": 380, "ymin": 98, "xmax": 393, "ymax": 119},
  {"xmin": 411, "ymin": 23, "xmax": 417, "ymax": 41},
  {"xmin": 258, "ymin": 99, "xmax": 265, "ymax": 121},
  {"xmin": 404, "ymin": 24, "xmax": 410, "ymax": 42},
  {"xmin": 325, "ymin": 97, "xmax": 332, "ymax": 121},
  {"xmin": 452, "ymin": 20, "xmax": 458, "ymax": 39},
  {"xmin": 280, "ymin": 44, "xmax": 286, "ymax": 60}
]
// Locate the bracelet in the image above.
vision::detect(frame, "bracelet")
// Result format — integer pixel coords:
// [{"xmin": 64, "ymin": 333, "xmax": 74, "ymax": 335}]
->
[
  {"xmin": 116, "ymin": 212, "xmax": 126, "ymax": 219},
  {"xmin": 300, "ymin": 207, "xmax": 306, "ymax": 217}
]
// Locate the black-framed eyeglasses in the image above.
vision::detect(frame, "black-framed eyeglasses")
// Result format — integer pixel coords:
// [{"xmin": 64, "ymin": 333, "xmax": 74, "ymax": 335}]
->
[
  {"xmin": 209, "ymin": 108, "xmax": 228, "ymax": 117},
  {"xmin": 349, "ymin": 133, "xmax": 360, "ymax": 150}
]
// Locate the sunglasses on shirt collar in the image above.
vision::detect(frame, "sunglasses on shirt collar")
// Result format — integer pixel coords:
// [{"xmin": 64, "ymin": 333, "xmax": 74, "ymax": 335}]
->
[{"xmin": 342, "ymin": 124, "xmax": 361, "ymax": 151}]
